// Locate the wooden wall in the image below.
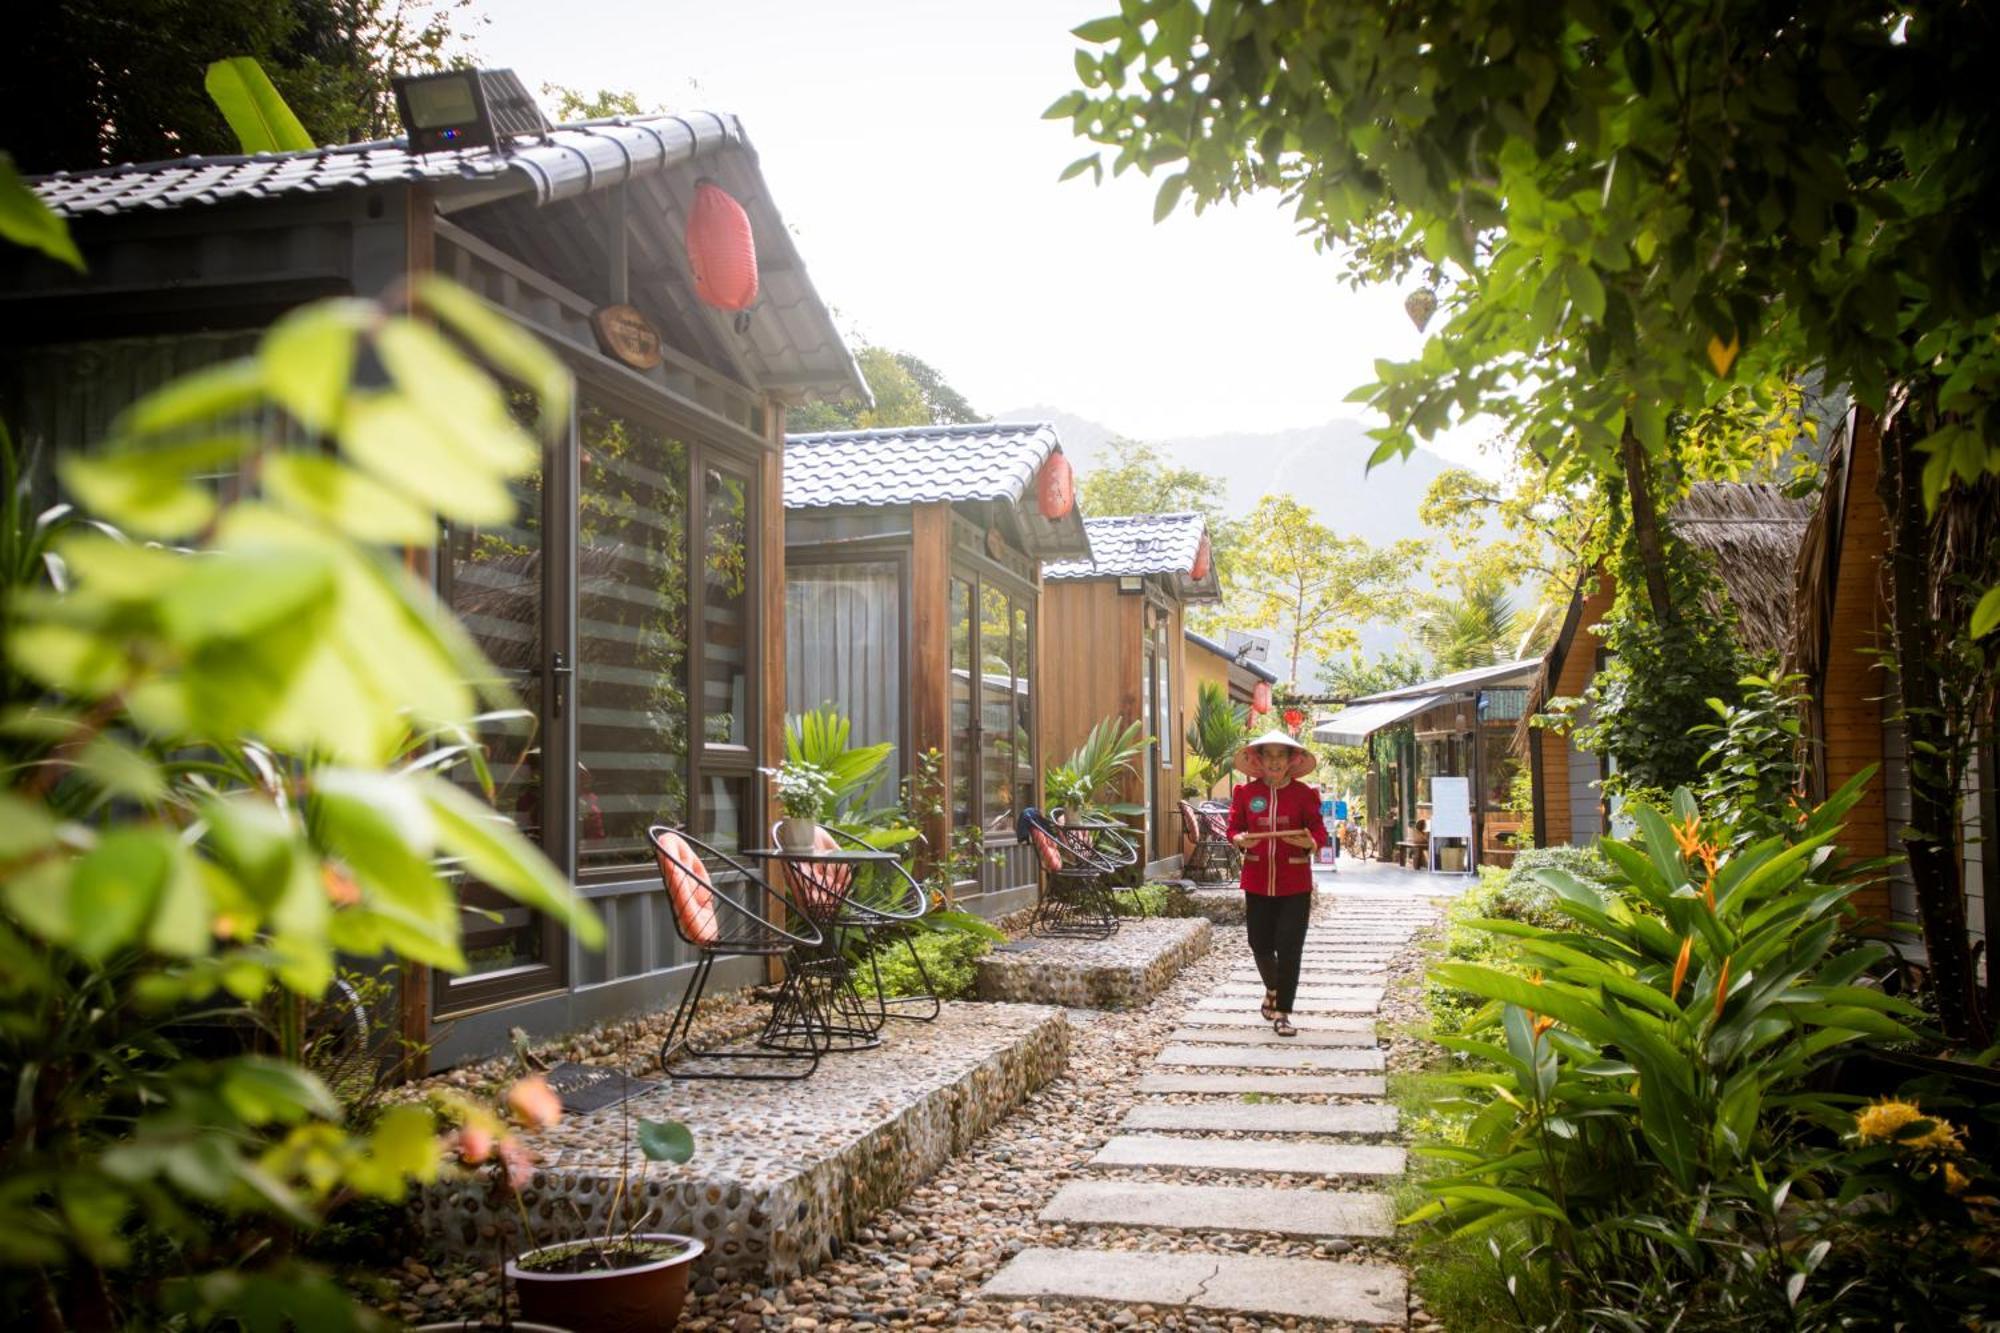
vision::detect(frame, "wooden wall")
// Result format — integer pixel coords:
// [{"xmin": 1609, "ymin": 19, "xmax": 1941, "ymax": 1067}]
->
[
  {"xmin": 1536, "ymin": 570, "xmax": 1616, "ymax": 846},
  {"xmin": 1040, "ymin": 579, "xmax": 1143, "ymax": 772},
  {"xmin": 1820, "ymin": 411, "xmax": 1892, "ymax": 918}
]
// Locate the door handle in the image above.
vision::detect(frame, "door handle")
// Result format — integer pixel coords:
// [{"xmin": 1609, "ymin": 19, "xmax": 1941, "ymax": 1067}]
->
[{"xmin": 551, "ymin": 650, "xmax": 574, "ymax": 719}]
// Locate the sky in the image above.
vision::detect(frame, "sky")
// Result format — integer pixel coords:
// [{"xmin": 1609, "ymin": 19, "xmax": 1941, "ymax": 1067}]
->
[{"xmin": 471, "ymin": 0, "xmax": 1497, "ymax": 473}]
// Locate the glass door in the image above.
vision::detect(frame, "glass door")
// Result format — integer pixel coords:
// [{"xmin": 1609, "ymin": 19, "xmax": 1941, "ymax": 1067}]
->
[{"xmin": 948, "ymin": 568, "xmax": 1034, "ymax": 842}]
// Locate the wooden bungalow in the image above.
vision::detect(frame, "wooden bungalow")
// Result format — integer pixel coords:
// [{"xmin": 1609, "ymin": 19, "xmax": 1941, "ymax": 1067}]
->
[
  {"xmin": 1316, "ymin": 659, "xmax": 1540, "ymax": 871},
  {"xmin": 1789, "ymin": 408, "xmax": 1990, "ymax": 942},
  {"xmin": 1524, "ymin": 482, "xmax": 1812, "ymax": 848},
  {"xmin": 4, "ymin": 105, "xmax": 866, "ymax": 1067},
  {"xmin": 1040, "ymin": 513, "xmax": 1223, "ymax": 872},
  {"xmin": 781, "ymin": 422, "xmax": 1090, "ymax": 918}
]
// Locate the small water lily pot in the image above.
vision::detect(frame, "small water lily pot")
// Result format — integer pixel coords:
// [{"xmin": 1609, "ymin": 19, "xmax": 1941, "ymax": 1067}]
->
[
  {"xmin": 776, "ymin": 816, "xmax": 818, "ymax": 853},
  {"xmin": 507, "ymin": 1234, "xmax": 706, "ymax": 1333}
]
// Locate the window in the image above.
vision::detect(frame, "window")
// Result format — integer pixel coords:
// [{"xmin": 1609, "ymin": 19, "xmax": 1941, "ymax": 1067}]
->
[
  {"xmin": 786, "ymin": 560, "xmax": 904, "ymax": 800},
  {"xmin": 949, "ymin": 569, "xmax": 1033, "ymax": 838},
  {"xmin": 697, "ymin": 465, "xmax": 756, "ymax": 850}
]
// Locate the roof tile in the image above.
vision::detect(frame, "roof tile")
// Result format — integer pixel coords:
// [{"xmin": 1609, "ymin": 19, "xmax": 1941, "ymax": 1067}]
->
[{"xmin": 783, "ymin": 421, "xmax": 1062, "ymax": 508}]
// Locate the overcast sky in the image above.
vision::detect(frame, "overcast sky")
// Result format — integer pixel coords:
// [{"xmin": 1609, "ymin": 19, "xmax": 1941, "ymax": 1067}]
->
[{"xmin": 473, "ymin": 0, "xmax": 1496, "ymax": 471}]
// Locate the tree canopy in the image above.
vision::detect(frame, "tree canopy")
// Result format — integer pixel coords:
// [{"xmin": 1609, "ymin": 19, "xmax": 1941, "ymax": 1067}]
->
[
  {"xmin": 1079, "ymin": 436, "xmax": 1240, "ymax": 595},
  {"xmin": 787, "ymin": 346, "xmax": 982, "ymax": 433}
]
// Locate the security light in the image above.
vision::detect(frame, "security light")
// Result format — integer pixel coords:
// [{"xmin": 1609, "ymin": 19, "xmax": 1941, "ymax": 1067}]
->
[
  {"xmin": 394, "ymin": 71, "xmax": 494, "ymax": 152},
  {"xmin": 1116, "ymin": 575, "xmax": 1144, "ymax": 594}
]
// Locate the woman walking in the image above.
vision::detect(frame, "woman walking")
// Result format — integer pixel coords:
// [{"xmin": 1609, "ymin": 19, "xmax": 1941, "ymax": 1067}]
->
[{"xmin": 1227, "ymin": 730, "xmax": 1328, "ymax": 1037}]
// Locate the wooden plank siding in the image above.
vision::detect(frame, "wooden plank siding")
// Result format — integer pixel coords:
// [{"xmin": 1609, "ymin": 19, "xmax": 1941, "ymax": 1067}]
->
[
  {"xmin": 1820, "ymin": 413, "xmax": 1893, "ymax": 919},
  {"xmin": 1039, "ymin": 580, "xmax": 1144, "ymax": 773},
  {"xmin": 1536, "ymin": 571, "xmax": 1616, "ymax": 846}
]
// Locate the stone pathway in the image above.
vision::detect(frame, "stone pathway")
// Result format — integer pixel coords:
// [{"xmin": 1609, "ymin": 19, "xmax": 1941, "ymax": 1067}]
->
[{"xmin": 980, "ymin": 872, "xmax": 1441, "ymax": 1328}]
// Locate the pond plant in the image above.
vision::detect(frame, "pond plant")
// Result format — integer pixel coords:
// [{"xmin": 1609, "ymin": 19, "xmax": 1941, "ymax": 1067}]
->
[{"xmin": 0, "ymin": 172, "xmax": 601, "ymax": 1329}]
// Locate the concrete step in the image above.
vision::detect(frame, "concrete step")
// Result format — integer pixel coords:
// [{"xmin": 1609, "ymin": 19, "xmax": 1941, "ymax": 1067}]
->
[
  {"xmin": 1179, "ymin": 1010, "xmax": 1375, "ymax": 1032},
  {"xmin": 1228, "ymin": 970, "xmax": 1388, "ymax": 986},
  {"xmin": 1091, "ymin": 1133, "xmax": 1407, "ymax": 1177},
  {"xmin": 1120, "ymin": 1101, "xmax": 1398, "ymax": 1136},
  {"xmin": 1039, "ymin": 1179, "xmax": 1396, "ymax": 1237},
  {"xmin": 1166, "ymin": 1025, "xmax": 1377, "ymax": 1048},
  {"xmin": 1155, "ymin": 1044, "xmax": 1383, "ymax": 1071},
  {"xmin": 1137, "ymin": 1072, "xmax": 1386, "ymax": 1097},
  {"xmin": 981, "ymin": 1247, "xmax": 1406, "ymax": 1324}
]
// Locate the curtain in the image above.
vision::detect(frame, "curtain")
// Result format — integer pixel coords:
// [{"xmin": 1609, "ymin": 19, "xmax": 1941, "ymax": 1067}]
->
[{"xmin": 786, "ymin": 562, "xmax": 903, "ymax": 804}]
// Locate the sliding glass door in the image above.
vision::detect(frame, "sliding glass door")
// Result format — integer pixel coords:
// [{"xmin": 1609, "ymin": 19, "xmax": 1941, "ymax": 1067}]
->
[{"xmin": 949, "ymin": 568, "xmax": 1034, "ymax": 841}]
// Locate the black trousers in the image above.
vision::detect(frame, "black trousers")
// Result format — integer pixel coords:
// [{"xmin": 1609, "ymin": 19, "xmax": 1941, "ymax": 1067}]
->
[{"xmin": 1244, "ymin": 891, "xmax": 1313, "ymax": 1013}]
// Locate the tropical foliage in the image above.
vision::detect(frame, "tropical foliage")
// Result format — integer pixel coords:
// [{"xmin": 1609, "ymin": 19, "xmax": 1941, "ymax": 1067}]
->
[
  {"xmin": 1182, "ymin": 681, "xmax": 1247, "ymax": 799},
  {"xmin": 1415, "ymin": 576, "xmax": 1526, "ymax": 673},
  {"xmin": 1045, "ymin": 716, "xmax": 1148, "ymax": 818}
]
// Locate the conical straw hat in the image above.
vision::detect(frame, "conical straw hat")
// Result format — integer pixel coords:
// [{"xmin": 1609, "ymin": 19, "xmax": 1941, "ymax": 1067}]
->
[{"xmin": 1233, "ymin": 729, "xmax": 1317, "ymax": 780}]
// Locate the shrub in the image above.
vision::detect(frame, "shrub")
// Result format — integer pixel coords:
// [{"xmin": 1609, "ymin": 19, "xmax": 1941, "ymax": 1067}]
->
[
  {"xmin": 1112, "ymin": 882, "xmax": 1196, "ymax": 917},
  {"xmin": 1427, "ymin": 847, "xmax": 1611, "ymax": 1036}
]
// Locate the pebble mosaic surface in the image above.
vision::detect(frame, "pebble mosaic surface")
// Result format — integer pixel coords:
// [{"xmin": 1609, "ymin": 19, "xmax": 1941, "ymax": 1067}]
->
[{"xmin": 974, "ymin": 917, "xmax": 1213, "ymax": 1009}]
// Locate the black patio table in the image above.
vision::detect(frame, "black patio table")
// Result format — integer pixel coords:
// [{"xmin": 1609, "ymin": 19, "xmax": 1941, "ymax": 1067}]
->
[{"xmin": 743, "ymin": 845, "xmax": 907, "ymax": 1055}]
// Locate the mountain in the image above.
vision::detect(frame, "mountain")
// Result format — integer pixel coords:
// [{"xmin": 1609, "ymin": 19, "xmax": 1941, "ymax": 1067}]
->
[{"xmin": 999, "ymin": 406, "xmax": 1477, "ymax": 674}]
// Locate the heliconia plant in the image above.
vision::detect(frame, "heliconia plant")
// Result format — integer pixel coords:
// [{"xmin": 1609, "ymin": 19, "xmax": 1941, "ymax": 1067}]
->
[{"xmin": 1406, "ymin": 771, "xmax": 1926, "ymax": 1320}]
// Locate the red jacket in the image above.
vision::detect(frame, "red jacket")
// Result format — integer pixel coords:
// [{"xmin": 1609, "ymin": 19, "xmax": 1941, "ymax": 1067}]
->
[{"xmin": 1227, "ymin": 779, "xmax": 1328, "ymax": 896}]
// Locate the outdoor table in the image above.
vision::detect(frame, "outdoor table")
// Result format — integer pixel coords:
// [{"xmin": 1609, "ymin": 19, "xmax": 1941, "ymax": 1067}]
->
[{"xmin": 744, "ymin": 845, "xmax": 907, "ymax": 1054}]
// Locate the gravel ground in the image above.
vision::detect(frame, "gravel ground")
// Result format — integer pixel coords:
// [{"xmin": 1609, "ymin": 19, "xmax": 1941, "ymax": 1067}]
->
[{"xmin": 377, "ymin": 882, "xmax": 1452, "ymax": 1332}]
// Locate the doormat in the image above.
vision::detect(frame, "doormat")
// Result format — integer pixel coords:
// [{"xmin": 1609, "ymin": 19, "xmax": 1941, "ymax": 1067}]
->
[{"xmin": 540, "ymin": 1061, "xmax": 657, "ymax": 1116}]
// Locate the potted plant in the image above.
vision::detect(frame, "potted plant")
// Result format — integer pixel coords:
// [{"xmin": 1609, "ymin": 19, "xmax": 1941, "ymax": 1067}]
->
[
  {"xmin": 765, "ymin": 760, "xmax": 834, "ymax": 851},
  {"xmin": 443, "ymin": 1072, "xmax": 701, "ymax": 1333}
]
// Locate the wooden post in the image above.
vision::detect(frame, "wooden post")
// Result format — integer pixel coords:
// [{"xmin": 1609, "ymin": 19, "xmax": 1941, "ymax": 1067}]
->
[
  {"xmin": 910, "ymin": 504, "xmax": 951, "ymax": 890},
  {"xmin": 763, "ymin": 398, "xmax": 788, "ymax": 983}
]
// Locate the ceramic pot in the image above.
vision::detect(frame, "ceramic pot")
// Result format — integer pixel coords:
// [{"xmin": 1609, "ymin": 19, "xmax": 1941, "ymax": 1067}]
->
[
  {"xmin": 776, "ymin": 816, "xmax": 818, "ymax": 853},
  {"xmin": 507, "ymin": 1233, "xmax": 706, "ymax": 1333}
]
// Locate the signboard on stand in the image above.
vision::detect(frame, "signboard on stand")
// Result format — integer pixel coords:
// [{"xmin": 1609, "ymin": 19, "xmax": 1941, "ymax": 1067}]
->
[{"xmin": 1429, "ymin": 775, "xmax": 1472, "ymax": 872}]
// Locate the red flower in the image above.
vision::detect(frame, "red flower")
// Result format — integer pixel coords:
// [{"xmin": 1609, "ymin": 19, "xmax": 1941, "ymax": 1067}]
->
[{"xmin": 1283, "ymin": 708, "xmax": 1305, "ymax": 731}]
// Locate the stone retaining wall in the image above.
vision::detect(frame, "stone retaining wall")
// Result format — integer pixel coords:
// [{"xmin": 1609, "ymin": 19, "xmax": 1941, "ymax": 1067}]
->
[
  {"xmin": 974, "ymin": 917, "xmax": 1212, "ymax": 1009},
  {"xmin": 415, "ymin": 1003, "xmax": 1069, "ymax": 1283},
  {"xmin": 1180, "ymin": 886, "xmax": 1247, "ymax": 925}
]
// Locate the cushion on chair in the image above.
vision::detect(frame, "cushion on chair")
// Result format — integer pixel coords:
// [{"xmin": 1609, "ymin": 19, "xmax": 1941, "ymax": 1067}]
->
[
  {"xmin": 787, "ymin": 826, "xmax": 854, "ymax": 914},
  {"xmin": 1029, "ymin": 824, "xmax": 1065, "ymax": 873},
  {"xmin": 653, "ymin": 829, "xmax": 720, "ymax": 945}
]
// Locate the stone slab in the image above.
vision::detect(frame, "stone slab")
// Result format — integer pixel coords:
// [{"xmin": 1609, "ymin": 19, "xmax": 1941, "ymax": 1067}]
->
[
  {"xmin": 1228, "ymin": 970, "xmax": 1387, "ymax": 985},
  {"xmin": 1212, "ymin": 981, "xmax": 1384, "ymax": 999},
  {"xmin": 1137, "ymin": 1072, "xmax": 1386, "ymax": 1097},
  {"xmin": 1201, "ymin": 987, "xmax": 1382, "ymax": 1012},
  {"xmin": 1167, "ymin": 1025, "xmax": 1376, "ymax": 1048},
  {"xmin": 417, "ymin": 1002, "xmax": 1069, "ymax": 1283},
  {"xmin": 1179, "ymin": 1010, "xmax": 1375, "ymax": 1033},
  {"xmin": 1040, "ymin": 1179, "xmax": 1396, "ymax": 1237},
  {"xmin": 1121, "ymin": 1101, "xmax": 1398, "ymax": 1135},
  {"xmin": 1091, "ymin": 1134, "xmax": 1407, "ymax": 1177},
  {"xmin": 1155, "ymin": 1044, "xmax": 1383, "ymax": 1071},
  {"xmin": 975, "ymin": 917, "xmax": 1211, "ymax": 1010},
  {"xmin": 982, "ymin": 1247, "xmax": 1406, "ymax": 1324}
]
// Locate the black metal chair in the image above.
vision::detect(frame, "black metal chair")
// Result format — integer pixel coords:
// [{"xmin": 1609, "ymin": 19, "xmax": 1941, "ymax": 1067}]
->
[
  {"xmin": 1051, "ymin": 808, "xmax": 1152, "ymax": 916},
  {"xmin": 1180, "ymin": 799, "xmax": 1238, "ymax": 884},
  {"xmin": 648, "ymin": 826, "xmax": 828, "ymax": 1080},
  {"xmin": 1021, "ymin": 807, "xmax": 1121, "ymax": 939},
  {"xmin": 770, "ymin": 822, "xmax": 942, "ymax": 1037}
]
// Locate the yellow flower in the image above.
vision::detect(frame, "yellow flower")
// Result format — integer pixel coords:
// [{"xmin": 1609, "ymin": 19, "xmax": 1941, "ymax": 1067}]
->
[
  {"xmin": 1943, "ymin": 1162, "xmax": 1972, "ymax": 1195},
  {"xmin": 1854, "ymin": 1098, "xmax": 1964, "ymax": 1153}
]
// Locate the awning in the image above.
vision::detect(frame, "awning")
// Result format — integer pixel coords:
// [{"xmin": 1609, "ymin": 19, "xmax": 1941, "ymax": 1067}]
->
[{"xmin": 1312, "ymin": 695, "xmax": 1441, "ymax": 746}]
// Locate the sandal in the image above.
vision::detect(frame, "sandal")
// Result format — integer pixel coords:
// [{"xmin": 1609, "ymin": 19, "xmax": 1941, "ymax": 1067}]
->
[
  {"xmin": 1272, "ymin": 1016, "xmax": 1298, "ymax": 1038},
  {"xmin": 1260, "ymin": 990, "xmax": 1279, "ymax": 1022}
]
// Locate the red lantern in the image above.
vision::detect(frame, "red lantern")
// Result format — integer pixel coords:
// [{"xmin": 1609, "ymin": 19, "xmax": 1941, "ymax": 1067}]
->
[
  {"xmin": 1251, "ymin": 681, "xmax": 1272, "ymax": 715},
  {"xmin": 1283, "ymin": 707, "xmax": 1306, "ymax": 733},
  {"xmin": 686, "ymin": 180, "xmax": 758, "ymax": 311},
  {"xmin": 1190, "ymin": 533, "xmax": 1212, "ymax": 582},
  {"xmin": 1037, "ymin": 452, "xmax": 1075, "ymax": 520}
]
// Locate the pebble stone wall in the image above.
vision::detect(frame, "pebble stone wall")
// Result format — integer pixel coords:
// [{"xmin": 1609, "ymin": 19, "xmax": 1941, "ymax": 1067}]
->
[
  {"xmin": 414, "ymin": 1003, "xmax": 1069, "ymax": 1283},
  {"xmin": 973, "ymin": 918, "xmax": 1213, "ymax": 1009}
]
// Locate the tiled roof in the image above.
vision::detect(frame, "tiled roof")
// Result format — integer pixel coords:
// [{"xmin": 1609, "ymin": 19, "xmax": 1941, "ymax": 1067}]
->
[
  {"xmin": 1044, "ymin": 512, "xmax": 1205, "ymax": 580},
  {"xmin": 33, "ymin": 114, "xmax": 740, "ymax": 218},
  {"xmin": 783, "ymin": 422, "xmax": 1063, "ymax": 508}
]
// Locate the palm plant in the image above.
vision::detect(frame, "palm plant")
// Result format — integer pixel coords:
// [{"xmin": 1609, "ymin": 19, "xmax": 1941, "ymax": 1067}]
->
[
  {"xmin": 1046, "ymin": 715, "xmax": 1149, "ymax": 817},
  {"xmin": 1417, "ymin": 577, "xmax": 1524, "ymax": 671},
  {"xmin": 1184, "ymin": 680, "xmax": 1247, "ymax": 798}
]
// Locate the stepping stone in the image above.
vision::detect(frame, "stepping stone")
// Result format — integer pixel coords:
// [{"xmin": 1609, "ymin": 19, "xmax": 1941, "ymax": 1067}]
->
[
  {"xmin": 1121, "ymin": 1102, "xmax": 1398, "ymax": 1135},
  {"xmin": 1167, "ymin": 1026, "xmax": 1376, "ymax": 1048},
  {"xmin": 1229, "ymin": 970, "xmax": 1387, "ymax": 985},
  {"xmin": 982, "ymin": 1247, "xmax": 1406, "ymax": 1324},
  {"xmin": 1213, "ymin": 981, "xmax": 1384, "ymax": 999},
  {"xmin": 1168, "ymin": 1020, "xmax": 1376, "ymax": 1040},
  {"xmin": 1206, "ymin": 985, "xmax": 1383, "ymax": 1011},
  {"xmin": 1040, "ymin": 1179, "xmax": 1396, "ymax": 1237},
  {"xmin": 1091, "ymin": 1134, "xmax": 1406, "ymax": 1177},
  {"xmin": 1155, "ymin": 1044, "xmax": 1383, "ymax": 1071},
  {"xmin": 1180, "ymin": 1010, "xmax": 1375, "ymax": 1032},
  {"xmin": 1138, "ymin": 1072, "xmax": 1386, "ymax": 1097}
]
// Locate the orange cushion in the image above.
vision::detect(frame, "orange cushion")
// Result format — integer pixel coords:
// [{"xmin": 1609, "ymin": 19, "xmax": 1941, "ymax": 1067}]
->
[
  {"xmin": 785, "ymin": 827, "xmax": 853, "ymax": 915},
  {"xmin": 653, "ymin": 830, "xmax": 720, "ymax": 945},
  {"xmin": 1030, "ymin": 825, "xmax": 1065, "ymax": 873}
]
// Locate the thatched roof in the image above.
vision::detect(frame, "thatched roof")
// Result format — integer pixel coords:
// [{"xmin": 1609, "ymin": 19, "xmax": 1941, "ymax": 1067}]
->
[{"xmin": 1673, "ymin": 481, "xmax": 1812, "ymax": 658}]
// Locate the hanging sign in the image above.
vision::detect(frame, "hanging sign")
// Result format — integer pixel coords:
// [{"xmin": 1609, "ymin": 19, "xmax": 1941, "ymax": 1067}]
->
[{"xmin": 590, "ymin": 304, "xmax": 663, "ymax": 370}]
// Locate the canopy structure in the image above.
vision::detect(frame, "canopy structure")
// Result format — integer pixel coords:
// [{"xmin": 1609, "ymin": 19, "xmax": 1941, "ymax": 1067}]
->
[{"xmin": 1312, "ymin": 695, "xmax": 1441, "ymax": 746}]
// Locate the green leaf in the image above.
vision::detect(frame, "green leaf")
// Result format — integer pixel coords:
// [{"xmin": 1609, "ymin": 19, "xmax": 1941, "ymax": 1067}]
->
[
  {"xmin": 338, "ymin": 391, "xmax": 514, "ymax": 525},
  {"xmin": 415, "ymin": 277, "xmax": 572, "ymax": 444},
  {"xmin": 1153, "ymin": 172, "xmax": 1188, "ymax": 223},
  {"xmin": 0, "ymin": 152, "xmax": 84, "ymax": 271},
  {"xmin": 261, "ymin": 454, "xmax": 438, "ymax": 544},
  {"xmin": 374, "ymin": 320, "xmax": 537, "ymax": 474},
  {"xmin": 114, "ymin": 360, "xmax": 263, "ymax": 438},
  {"xmin": 1071, "ymin": 15, "xmax": 1127, "ymax": 42},
  {"xmin": 637, "ymin": 1117, "xmax": 695, "ymax": 1164},
  {"xmin": 417, "ymin": 773, "xmax": 603, "ymax": 951},
  {"xmin": 203, "ymin": 58, "xmax": 316, "ymax": 154},
  {"xmin": 1972, "ymin": 584, "xmax": 2000, "ymax": 640},
  {"xmin": 261, "ymin": 299, "xmax": 369, "ymax": 434},
  {"xmin": 219, "ymin": 1056, "xmax": 339, "ymax": 1125},
  {"xmin": 0, "ymin": 792, "xmax": 58, "ymax": 859},
  {"xmin": 58, "ymin": 437, "xmax": 255, "ymax": 537},
  {"xmin": 69, "ymin": 828, "xmax": 180, "ymax": 961},
  {"xmin": 76, "ymin": 735, "xmax": 167, "ymax": 805}
]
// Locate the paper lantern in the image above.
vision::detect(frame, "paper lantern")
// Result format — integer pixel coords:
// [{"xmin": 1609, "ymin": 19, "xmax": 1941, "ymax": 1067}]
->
[
  {"xmin": 1190, "ymin": 533, "xmax": 1212, "ymax": 582},
  {"xmin": 1251, "ymin": 680, "xmax": 1272, "ymax": 715},
  {"xmin": 1037, "ymin": 452, "xmax": 1075, "ymax": 520},
  {"xmin": 686, "ymin": 180, "xmax": 758, "ymax": 311}
]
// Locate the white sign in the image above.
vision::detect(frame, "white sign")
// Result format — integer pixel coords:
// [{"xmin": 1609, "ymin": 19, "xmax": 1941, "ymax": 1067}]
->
[{"xmin": 1429, "ymin": 776, "xmax": 1472, "ymax": 841}]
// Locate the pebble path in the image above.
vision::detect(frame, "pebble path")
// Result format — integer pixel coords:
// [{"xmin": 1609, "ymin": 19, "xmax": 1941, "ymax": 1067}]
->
[{"xmin": 978, "ymin": 868, "xmax": 1439, "ymax": 1329}]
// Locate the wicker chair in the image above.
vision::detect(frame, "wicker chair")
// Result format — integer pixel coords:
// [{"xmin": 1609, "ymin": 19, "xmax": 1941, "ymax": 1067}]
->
[
  {"xmin": 648, "ymin": 826, "xmax": 828, "ymax": 1080},
  {"xmin": 1021, "ymin": 807, "xmax": 1121, "ymax": 939},
  {"xmin": 770, "ymin": 822, "xmax": 942, "ymax": 1037}
]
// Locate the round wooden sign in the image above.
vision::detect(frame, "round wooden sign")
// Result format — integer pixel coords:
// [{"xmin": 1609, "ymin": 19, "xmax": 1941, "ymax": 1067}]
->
[{"xmin": 590, "ymin": 304, "xmax": 664, "ymax": 370}]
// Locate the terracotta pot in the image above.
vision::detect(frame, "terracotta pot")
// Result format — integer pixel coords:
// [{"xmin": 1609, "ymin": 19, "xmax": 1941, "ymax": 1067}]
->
[
  {"xmin": 413, "ymin": 1324, "xmax": 570, "ymax": 1333},
  {"xmin": 506, "ymin": 1234, "xmax": 706, "ymax": 1333}
]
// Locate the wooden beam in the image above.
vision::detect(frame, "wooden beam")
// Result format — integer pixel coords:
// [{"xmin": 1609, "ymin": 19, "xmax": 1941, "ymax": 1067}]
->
[{"xmin": 910, "ymin": 505, "xmax": 952, "ymax": 886}]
